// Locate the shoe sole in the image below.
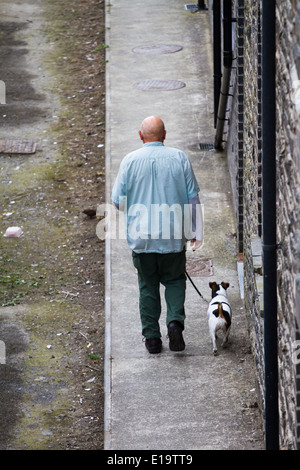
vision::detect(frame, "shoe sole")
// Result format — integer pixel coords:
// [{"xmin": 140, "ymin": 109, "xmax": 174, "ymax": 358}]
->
[
  {"xmin": 146, "ymin": 346, "xmax": 162, "ymax": 354},
  {"xmin": 145, "ymin": 340, "xmax": 162, "ymax": 354}
]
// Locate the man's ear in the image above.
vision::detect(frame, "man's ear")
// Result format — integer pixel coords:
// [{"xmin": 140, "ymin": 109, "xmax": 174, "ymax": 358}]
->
[{"xmin": 138, "ymin": 130, "xmax": 143, "ymax": 141}]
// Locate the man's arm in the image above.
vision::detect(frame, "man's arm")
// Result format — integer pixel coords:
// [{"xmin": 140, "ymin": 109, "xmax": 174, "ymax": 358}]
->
[
  {"xmin": 189, "ymin": 194, "xmax": 203, "ymax": 251},
  {"xmin": 111, "ymin": 159, "xmax": 127, "ymax": 210}
]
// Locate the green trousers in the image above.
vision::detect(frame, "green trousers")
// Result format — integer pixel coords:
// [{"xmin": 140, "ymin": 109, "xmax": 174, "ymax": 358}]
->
[{"xmin": 132, "ymin": 250, "xmax": 186, "ymax": 339}]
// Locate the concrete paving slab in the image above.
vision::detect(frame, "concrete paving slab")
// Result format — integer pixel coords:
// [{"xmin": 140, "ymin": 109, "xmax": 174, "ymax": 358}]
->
[{"xmin": 104, "ymin": 0, "xmax": 264, "ymax": 450}]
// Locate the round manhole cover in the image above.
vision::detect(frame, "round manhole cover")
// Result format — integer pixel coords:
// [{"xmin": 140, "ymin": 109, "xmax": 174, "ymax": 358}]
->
[
  {"xmin": 186, "ymin": 258, "xmax": 213, "ymax": 277},
  {"xmin": 133, "ymin": 79, "xmax": 186, "ymax": 91},
  {"xmin": 132, "ymin": 44, "xmax": 183, "ymax": 55}
]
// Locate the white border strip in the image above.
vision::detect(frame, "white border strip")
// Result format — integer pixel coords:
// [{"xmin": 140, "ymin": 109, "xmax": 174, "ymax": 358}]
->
[{"xmin": 103, "ymin": 0, "xmax": 112, "ymax": 450}]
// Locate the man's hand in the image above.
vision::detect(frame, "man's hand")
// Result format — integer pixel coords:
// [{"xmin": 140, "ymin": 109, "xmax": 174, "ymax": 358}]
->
[{"xmin": 190, "ymin": 239, "xmax": 203, "ymax": 251}]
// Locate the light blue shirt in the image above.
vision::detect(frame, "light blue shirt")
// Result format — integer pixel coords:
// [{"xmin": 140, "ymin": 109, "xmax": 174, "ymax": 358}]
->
[{"xmin": 111, "ymin": 142, "xmax": 200, "ymax": 253}]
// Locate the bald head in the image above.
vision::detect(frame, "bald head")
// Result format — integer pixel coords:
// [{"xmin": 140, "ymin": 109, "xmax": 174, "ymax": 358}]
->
[{"xmin": 139, "ymin": 116, "xmax": 166, "ymax": 143}]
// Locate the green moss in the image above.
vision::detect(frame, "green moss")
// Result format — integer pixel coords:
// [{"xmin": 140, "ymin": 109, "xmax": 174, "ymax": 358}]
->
[{"xmin": 8, "ymin": 301, "xmax": 81, "ymax": 449}]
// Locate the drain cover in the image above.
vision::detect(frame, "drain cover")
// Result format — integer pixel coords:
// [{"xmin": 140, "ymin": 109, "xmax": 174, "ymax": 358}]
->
[
  {"xmin": 0, "ymin": 140, "xmax": 37, "ymax": 154},
  {"xmin": 133, "ymin": 79, "xmax": 186, "ymax": 91},
  {"xmin": 186, "ymin": 258, "xmax": 213, "ymax": 277},
  {"xmin": 198, "ymin": 143, "xmax": 214, "ymax": 151},
  {"xmin": 132, "ymin": 44, "xmax": 183, "ymax": 55},
  {"xmin": 185, "ymin": 3, "xmax": 208, "ymax": 10}
]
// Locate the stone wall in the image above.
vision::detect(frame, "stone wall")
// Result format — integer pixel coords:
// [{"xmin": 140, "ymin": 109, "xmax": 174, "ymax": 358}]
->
[
  {"xmin": 224, "ymin": 0, "xmax": 300, "ymax": 449},
  {"xmin": 275, "ymin": 0, "xmax": 300, "ymax": 449}
]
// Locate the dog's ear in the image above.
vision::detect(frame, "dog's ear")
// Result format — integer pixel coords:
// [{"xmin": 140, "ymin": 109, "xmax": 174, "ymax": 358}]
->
[
  {"xmin": 221, "ymin": 282, "xmax": 229, "ymax": 290},
  {"xmin": 209, "ymin": 282, "xmax": 217, "ymax": 289}
]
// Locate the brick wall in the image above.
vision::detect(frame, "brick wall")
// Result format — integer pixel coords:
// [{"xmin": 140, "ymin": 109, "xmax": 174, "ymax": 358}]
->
[
  {"xmin": 224, "ymin": 0, "xmax": 300, "ymax": 449},
  {"xmin": 227, "ymin": 0, "xmax": 265, "ymax": 407}
]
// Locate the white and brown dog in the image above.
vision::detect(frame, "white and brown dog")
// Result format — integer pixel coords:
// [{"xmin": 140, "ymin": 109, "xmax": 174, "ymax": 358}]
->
[{"xmin": 207, "ymin": 282, "xmax": 232, "ymax": 355}]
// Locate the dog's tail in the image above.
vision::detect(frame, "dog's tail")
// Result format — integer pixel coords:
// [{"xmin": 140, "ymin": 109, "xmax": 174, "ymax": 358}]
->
[{"xmin": 218, "ymin": 303, "xmax": 231, "ymax": 329}]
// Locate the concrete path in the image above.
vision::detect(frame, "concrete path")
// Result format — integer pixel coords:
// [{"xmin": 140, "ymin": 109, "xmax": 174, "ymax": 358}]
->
[{"xmin": 104, "ymin": 0, "xmax": 264, "ymax": 450}]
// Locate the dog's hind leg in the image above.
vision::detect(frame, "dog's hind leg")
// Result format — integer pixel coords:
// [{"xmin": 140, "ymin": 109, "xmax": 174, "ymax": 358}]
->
[
  {"xmin": 221, "ymin": 326, "xmax": 231, "ymax": 348},
  {"xmin": 211, "ymin": 331, "xmax": 218, "ymax": 355},
  {"xmin": 208, "ymin": 321, "xmax": 218, "ymax": 355}
]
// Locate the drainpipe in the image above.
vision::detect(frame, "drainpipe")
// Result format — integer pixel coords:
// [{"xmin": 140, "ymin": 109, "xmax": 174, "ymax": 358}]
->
[
  {"xmin": 213, "ymin": 0, "xmax": 222, "ymax": 128},
  {"xmin": 262, "ymin": 0, "xmax": 279, "ymax": 450},
  {"xmin": 214, "ymin": 0, "xmax": 233, "ymax": 149}
]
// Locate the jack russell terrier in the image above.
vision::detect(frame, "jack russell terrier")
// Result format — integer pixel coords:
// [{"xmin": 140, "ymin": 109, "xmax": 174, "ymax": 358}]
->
[{"xmin": 207, "ymin": 282, "xmax": 232, "ymax": 355}]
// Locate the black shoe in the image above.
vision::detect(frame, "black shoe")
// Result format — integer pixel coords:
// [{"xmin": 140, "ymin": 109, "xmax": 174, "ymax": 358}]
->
[
  {"xmin": 145, "ymin": 338, "xmax": 162, "ymax": 354},
  {"xmin": 167, "ymin": 321, "xmax": 185, "ymax": 351}
]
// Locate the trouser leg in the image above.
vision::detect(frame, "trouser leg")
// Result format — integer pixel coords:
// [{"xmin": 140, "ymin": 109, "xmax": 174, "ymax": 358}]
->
[
  {"xmin": 158, "ymin": 251, "xmax": 186, "ymax": 329},
  {"xmin": 132, "ymin": 252, "xmax": 161, "ymax": 339}
]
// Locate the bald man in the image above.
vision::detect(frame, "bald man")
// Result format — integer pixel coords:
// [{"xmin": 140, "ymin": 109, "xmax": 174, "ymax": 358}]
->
[
  {"xmin": 139, "ymin": 115, "xmax": 166, "ymax": 142},
  {"xmin": 112, "ymin": 116, "xmax": 203, "ymax": 354}
]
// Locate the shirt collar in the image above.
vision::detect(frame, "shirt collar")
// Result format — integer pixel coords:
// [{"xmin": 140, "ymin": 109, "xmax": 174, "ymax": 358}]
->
[{"xmin": 143, "ymin": 141, "xmax": 164, "ymax": 147}]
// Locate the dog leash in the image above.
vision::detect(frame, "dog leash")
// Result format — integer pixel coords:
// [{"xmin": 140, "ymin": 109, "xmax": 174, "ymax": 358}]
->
[{"xmin": 185, "ymin": 270, "xmax": 209, "ymax": 303}]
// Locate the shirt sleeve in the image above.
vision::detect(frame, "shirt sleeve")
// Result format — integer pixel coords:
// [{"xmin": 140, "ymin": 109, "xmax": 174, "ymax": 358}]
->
[
  {"xmin": 188, "ymin": 194, "xmax": 203, "ymax": 241},
  {"xmin": 111, "ymin": 159, "xmax": 127, "ymax": 206},
  {"xmin": 182, "ymin": 153, "xmax": 200, "ymax": 199}
]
